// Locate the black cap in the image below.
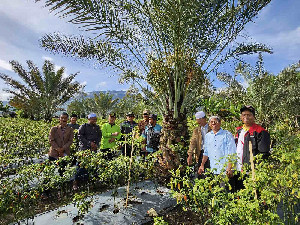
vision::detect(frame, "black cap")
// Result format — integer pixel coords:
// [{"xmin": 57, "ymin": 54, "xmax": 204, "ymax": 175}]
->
[
  {"xmin": 240, "ymin": 105, "xmax": 255, "ymax": 116},
  {"xmin": 149, "ymin": 114, "xmax": 157, "ymax": 120},
  {"xmin": 126, "ymin": 112, "xmax": 135, "ymax": 117}
]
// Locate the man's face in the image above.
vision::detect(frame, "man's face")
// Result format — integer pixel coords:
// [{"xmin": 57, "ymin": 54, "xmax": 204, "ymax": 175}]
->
[
  {"xmin": 88, "ymin": 117, "xmax": 97, "ymax": 125},
  {"xmin": 108, "ymin": 115, "xmax": 116, "ymax": 124},
  {"xmin": 149, "ymin": 118, "xmax": 156, "ymax": 126},
  {"xmin": 143, "ymin": 113, "xmax": 149, "ymax": 121},
  {"xmin": 196, "ymin": 117, "xmax": 207, "ymax": 126},
  {"xmin": 70, "ymin": 117, "xmax": 77, "ymax": 124},
  {"xmin": 127, "ymin": 115, "xmax": 134, "ymax": 122},
  {"xmin": 241, "ymin": 110, "xmax": 255, "ymax": 126},
  {"xmin": 209, "ymin": 118, "xmax": 221, "ymax": 132},
  {"xmin": 59, "ymin": 115, "xmax": 68, "ymax": 126}
]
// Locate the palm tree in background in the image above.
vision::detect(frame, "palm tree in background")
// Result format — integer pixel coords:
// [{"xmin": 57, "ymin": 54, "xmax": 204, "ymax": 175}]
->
[
  {"xmin": 90, "ymin": 92, "xmax": 119, "ymax": 118},
  {"xmin": 0, "ymin": 60, "xmax": 83, "ymax": 121}
]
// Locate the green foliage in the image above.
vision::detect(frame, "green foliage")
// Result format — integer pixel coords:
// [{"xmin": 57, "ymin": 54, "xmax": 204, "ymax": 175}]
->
[
  {"xmin": 1, "ymin": 108, "xmax": 299, "ymax": 224},
  {"xmin": 90, "ymin": 92, "xmax": 119, "ymax": 118},
  {"xmin": 153, "ymin": 216, "xmax": 168, "ymax": 225},
  {"xmin": 0, "ymin": 60, "xmax": 83, "ymax": 121},
  {"xmin": 216, "ymin": 58, "xmax": 300, "ymax": 128},
  {"xmin": 73, "ymin": 192, "xmax": 93, "ymax": 216},
  {"xmin": 114, "ymin": 86, "xmax": 148, "ymax": 118},
  {"xmin": 197, "ymin": 96, "xmax": 243, "ymax": 122},
  {"xmin": 242, "ymin": 61, "xmax": 300, "ymax": 128},
  {"xmin": 0, "ymin": 117, "xmax": 154, "ymax": 224},
  {"xmin": 67, "ymin": 91, "xmax": 90, "ymax": 118}
]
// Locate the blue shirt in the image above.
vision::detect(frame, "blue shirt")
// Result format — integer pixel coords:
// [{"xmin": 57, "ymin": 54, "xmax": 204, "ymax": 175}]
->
[
  {"xmin": 142, "ymin": 124, "xmax": 162, "ymax": 153},
  {"xmin": 204, "ymin": 128, "xmax": 236, "ymax": 174}
]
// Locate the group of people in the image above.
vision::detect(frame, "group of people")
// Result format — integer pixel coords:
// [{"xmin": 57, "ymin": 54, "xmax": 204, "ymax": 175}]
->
[
  {"xmin": 48, "ymin": 105, "xmax": 270, "ymax": 191},
  {"xmin": 187, "ymin": 105, "xmax": 271, "ymax": 191},
  {"xmin": 48, "ymin": 110, "xmax": 162, "ymax": 188}
]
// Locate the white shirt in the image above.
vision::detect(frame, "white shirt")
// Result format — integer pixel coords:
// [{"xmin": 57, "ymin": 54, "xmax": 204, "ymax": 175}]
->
[{"xmin": 236, "ymin": 129, "xmax": 247, "ymax": 171}]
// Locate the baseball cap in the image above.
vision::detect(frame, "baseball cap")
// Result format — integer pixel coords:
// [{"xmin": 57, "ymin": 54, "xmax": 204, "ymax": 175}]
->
[{"xmin": 240, "ymin": 105, "xmax": 255, "ymax": 116}]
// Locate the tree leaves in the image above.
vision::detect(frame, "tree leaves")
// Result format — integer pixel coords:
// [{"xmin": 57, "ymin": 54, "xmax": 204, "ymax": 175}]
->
[{"xmin": 0, "ymin": 60, "xmax": 83, "ymax": 121}]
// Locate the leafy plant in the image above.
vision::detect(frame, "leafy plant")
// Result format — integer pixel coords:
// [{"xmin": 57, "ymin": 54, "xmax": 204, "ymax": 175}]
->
[{"xmin": 0, "ymin": 60, "xmax": 83, "ymax": 121}]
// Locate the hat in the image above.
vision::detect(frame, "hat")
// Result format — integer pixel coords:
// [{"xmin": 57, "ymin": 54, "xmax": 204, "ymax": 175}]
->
[
  {"xmin": 109, "ymin": 112, "xmax": 116, "ymax": 117},
  {"xmin": 149, "ymin": 114, "xmax": 157, "ymax": 120},
  {"xmin": 126, "ymin": 112, "xmax": 135, "ymax": 116},
  {"xmin": 143, "ymin": 109, "xmax": 150, "ymax": 115},
  {"xmin": 240, "ymin": 105, "xmax": 255, "ymax": 116},
  {"xmin": 88, "ymin": 113, "xmax": 97, "ymax": 119},
  {"xmin": 195, "ymin": 111, "xmax": 206, "ymax": 119}
]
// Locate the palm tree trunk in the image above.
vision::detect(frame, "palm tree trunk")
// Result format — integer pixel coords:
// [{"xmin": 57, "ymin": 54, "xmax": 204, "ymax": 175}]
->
[{"xmin": 159, "ymin": 110, "xmax": 189, "ymax": 171}]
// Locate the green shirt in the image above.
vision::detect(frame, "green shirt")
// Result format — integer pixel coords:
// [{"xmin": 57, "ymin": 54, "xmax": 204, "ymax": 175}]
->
[{"xmin": 100, "ymin": 123, "xmax": 121, "ymax": 149}]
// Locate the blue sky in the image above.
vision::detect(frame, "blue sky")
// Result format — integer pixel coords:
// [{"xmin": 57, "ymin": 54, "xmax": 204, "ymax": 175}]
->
[{"xmin": 0, "ymin": 0, "xmax": 299, "ymax": 101}]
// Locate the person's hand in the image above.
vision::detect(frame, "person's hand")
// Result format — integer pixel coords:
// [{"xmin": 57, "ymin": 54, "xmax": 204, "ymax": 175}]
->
[
  {"xmin": 187, "ymin": 155, "xmax": 193, "ymax": 166},
  {"xmin": 112, "ymin": 132, "xmax": 119, "ymax": 136},
  {"xmin": 198, "ymin": 165, "xmax": 204, "ymax": 175},
  {"xmin": 226, "ymin": 168, "xmax": 233, "ymax": 178},
  {"xmin": 108, "ymin": 138, "xmax": 115, "ymax": 143},
  {"xmin": 90, "ymin": 142, "xmax": 97, "ymax": 151}
]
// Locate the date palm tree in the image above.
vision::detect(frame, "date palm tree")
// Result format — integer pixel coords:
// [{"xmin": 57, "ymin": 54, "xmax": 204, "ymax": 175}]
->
[
  {"xmin": 90, "ymin": 92, "xmax": 119, "ymax": 118},
  {"xmin": 0, "ymin": 60, "xmax": 83, "ymax": 121},
  {"xmin": 37, "ymin": 0, "xmax": 272, "ymax": 154}
]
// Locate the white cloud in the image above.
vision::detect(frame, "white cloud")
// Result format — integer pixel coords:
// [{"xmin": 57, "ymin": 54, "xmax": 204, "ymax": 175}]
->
[
  {"xmin": 42, "ymin": 56, "xmax": 53, "ymax": 61},
  {"xmin": 0, "ymin": 59, "xmax": 12, "ymax": 71},
  {"xmin": 0, "ymin": 0, "xmax": 77, "ymax": 35},
  {"xmin": 252, "ymin": 27, "xmax": 300, "ymax": 61},
  {"xmin": 97, "ymin": 82, "xmax": 107, "ymax": 88},
  {"xmin": 81, "ymin": 81, "xmax": 87, "ymax": 86}
]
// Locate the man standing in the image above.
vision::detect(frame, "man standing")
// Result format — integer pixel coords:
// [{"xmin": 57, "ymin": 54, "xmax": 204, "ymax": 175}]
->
[
  {"xmin": 74, "ymin": 113, "xmax": 102, "ymax": 188},
  {"xmin": 236, "ymin": 105, "xmax": 271, "ymax": 169},
  {"xmin": 233, "ymin": 105, "xmax": 271, "ymax": 191},
  {"xmin": 100, "ymin": 112, "xmax": 121, "ymax": 159},
  {"xmin": 68, "ymin": 113, "xmax": 80, "ymax": 155},
  {"xmin": 78, "ymin": 113, "xmax": 101, "ymax": 151},
  {"xmin": 142, "ymin": 114, "xmax": 162, "ymax": 155},
  {"xmin": 68, "ymin": 113, "xmax": 80, "ymax": 130},
  {"xmin": 48, "ymin": 112, "xmax": 74, "ymax": 175},
  {"xmin": 120, "ymin": 112, "xmax": 138, "ymax": 156},
  {"xmin": 199, "ymin": 116, "xmax": 236, "ymax": 177},
  {"xmin": 187, "ymin": 111, "xmax": 210, "ymax": 176},
  {"xmin": 138, "ymin": 109, "xmax": 150, "ymax": 135}
]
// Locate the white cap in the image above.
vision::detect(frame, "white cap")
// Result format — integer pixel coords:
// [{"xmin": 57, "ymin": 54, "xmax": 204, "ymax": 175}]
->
[
  {"xmin": 88, "ymin": 113, "xmax": 97, "ymax": 119},
  {"xmin": 195, "ymin": 111, "xmax": 206, "ymax": 119}
]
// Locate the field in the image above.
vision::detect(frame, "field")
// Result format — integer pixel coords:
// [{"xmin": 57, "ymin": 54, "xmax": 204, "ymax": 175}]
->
[{"xmin": 0, "ymin": 117, "xmax": 299, "ymax": 225}]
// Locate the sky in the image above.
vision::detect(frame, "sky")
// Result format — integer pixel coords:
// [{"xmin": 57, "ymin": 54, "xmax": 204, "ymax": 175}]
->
[{"xmin": 0, "ymin": 0, "xmax": 299, "ymax": 101}]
